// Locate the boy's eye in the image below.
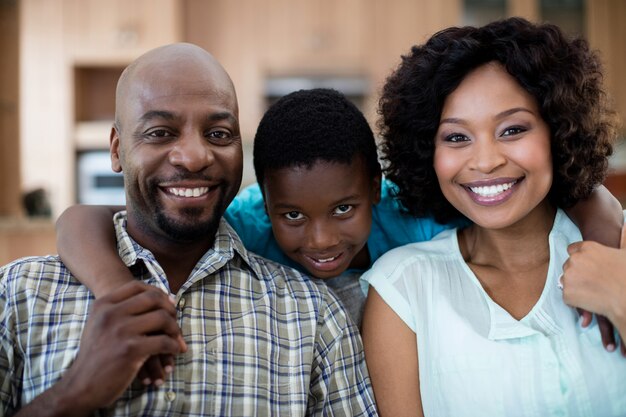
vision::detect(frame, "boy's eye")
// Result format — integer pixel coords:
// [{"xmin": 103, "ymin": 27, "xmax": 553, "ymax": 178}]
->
[
  {"xmin": 333, "ymin": 205, "xmax": 353, "ymax": 215},
  {"xmin": 501, "ymin": 126, "xmax": 526, "ymax": 137},
  {"xmin": 284, "ymin": 211, "xmax": 304, "ymax": 221}
]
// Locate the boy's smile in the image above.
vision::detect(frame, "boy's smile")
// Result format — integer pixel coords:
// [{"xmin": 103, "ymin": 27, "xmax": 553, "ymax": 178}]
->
[{"xmin": 263, "ymin": 157, "xmax": 381, "ymax": 279}]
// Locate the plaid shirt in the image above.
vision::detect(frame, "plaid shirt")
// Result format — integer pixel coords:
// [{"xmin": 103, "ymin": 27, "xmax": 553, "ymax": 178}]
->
[{"xmin": 0, "ymin": 212, "xmax": 377, "ymax": 416}]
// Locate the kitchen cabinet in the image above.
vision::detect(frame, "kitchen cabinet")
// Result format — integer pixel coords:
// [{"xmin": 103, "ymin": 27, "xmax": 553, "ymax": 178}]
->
[
  {"xmin": 0, "ymin": 0, "xmax": 21, "ymax": 217},
  {"xmin": 63, "ymin": 0, "xmax": 182, "ymax": 64},
  {"xmin": 264, "ymin": 0, "xmax": 371, "ymax": 74},
  {"xmin": 587, "ymin": 0, "xmax": 626, "ymax": 132},
  {"xmin": 74, "ymin": 66, "xmax": 124, "ymax": 149},
  {"xmin": 0, "ymin": 220, "xmax": 56, "ymax": 265}
]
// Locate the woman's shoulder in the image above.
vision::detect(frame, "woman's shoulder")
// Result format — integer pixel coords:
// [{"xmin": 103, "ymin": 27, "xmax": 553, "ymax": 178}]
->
[
  {"xmin": 369, "ymin": 179, "xmax": 463, "ymax": 259},
  {"xmin": 366, "ymin": 228, "xmax": 459, "ymax": 278}
]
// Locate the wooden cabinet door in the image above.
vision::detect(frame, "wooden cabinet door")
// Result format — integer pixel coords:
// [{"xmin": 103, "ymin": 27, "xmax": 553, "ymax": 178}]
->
[
  {"xmin": 265, "ymin": 0, "xmax": 371, "ymax": 73},
  {"xmin": 63, "ymin": 0, "xmax": 182, "ymax": 63}
]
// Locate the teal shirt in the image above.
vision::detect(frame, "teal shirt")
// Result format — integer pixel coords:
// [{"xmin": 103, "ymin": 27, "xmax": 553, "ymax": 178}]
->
[{"xmin": 224, "ymin": 179, "xmax": 462, "ymax": 275}]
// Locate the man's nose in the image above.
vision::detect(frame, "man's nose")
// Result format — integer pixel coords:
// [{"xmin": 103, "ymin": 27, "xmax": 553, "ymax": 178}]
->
[{"xmin": 168, "ymin": 133, "xmax": 214, "ymax": 172}]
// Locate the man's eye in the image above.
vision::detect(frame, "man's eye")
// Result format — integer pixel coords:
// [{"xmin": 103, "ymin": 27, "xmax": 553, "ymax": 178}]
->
[
  {"xmin": 334, "ymin": 205, "xmax": 353, "ymax": 215},
  {"xmin": 207, "ymin": 130, "xmax": 232, "ymax": 141},
  {"xmin": 284, "ymin": 211, "xmax": 304, "ymax": 220},
  {"xmin": 147, "ymin": 129, "xmax": 174, "ymax": 138}
]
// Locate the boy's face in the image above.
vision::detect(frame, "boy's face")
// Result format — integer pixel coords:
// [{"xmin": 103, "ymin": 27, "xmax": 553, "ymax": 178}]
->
[{"xmin": 263, "ymin": 157, "xmax": 381, "ymax": 279}]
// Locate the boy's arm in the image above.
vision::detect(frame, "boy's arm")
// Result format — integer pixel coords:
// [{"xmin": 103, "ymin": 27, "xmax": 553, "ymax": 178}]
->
[
  {"xmin": 565, "ymin": 185, "xmax": 624, "ymax": 248},
  {"xmin": 56, "ymin": 205, "xmax": 179, "ymax": 385},
  {"xmin": 563, "ymin": 225, "xmax": 626, "ymax": 355},
  {"xmin": 56, "ymin": 205, "xmax": 132, "ymax": 298},
  {"xmin": 563, "ymin": 185, "xmax": 624, "ymax": 350}
]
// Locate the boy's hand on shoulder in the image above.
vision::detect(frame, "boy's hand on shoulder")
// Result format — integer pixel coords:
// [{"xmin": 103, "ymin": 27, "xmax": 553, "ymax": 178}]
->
[{"xmin": 563, "ymin": 225, "xmax": 626, "ymax": 353}]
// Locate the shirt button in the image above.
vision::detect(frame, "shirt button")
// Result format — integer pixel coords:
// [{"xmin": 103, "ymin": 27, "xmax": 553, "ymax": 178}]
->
[
  {"xmin": 165, "ymin": 391, "xmax": 176, "ymax": 402},
  {"xmin": 179, "ymin": 297, "xmax": 186, "ymax": 308}
]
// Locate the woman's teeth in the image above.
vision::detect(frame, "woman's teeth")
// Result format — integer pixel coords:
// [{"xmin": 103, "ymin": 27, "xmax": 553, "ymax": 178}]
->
[{"xmin": 469, "ymin": 181, "xmax": 516, "ymax": 197}]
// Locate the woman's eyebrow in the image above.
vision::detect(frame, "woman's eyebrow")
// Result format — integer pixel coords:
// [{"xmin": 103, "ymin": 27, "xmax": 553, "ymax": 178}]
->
[{"xmin": 495, "ymin": 107, "xmax": 534, "ymax": 119}]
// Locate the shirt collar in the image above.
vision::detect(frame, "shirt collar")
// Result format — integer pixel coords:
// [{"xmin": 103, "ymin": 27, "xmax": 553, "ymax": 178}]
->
[
  {"xmin": 461, "ymin": 209, "xmax": 573, "ymax": 341},
  {"xmin": 113, "ymin": 211, "xmax": 258, "ymax": 291}
]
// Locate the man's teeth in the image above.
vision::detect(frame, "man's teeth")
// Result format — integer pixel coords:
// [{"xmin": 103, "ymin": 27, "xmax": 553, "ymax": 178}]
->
[
  {"xmin": 469, "ymin": 181, "xmax": 516, "ymax": 197},
  {"xmin": 316, "ymin": 256, "xmax": 338, "ymax": 263},
  {"xmin": 168, "ymin": 187, "xmax": 209, "ymax": 197}
]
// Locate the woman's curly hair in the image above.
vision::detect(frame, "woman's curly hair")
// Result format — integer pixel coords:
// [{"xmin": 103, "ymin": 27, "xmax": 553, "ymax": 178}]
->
[{"xmin": 379, "ymin": 17, "xmax": 619, "ymax": 223}]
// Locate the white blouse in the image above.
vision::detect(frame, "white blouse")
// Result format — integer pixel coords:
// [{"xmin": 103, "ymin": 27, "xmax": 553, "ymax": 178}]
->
[{"xmin": 362, "ymin": 209, "xmax": 626, "ymax": 417}]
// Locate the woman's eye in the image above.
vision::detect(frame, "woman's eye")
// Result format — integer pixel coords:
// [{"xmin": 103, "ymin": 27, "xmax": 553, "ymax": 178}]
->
[
  {"xmin": 284, "ymin": 211, "xmax": 304, "ymax": 221},
  {"xmin": 501, "ymin": 126, "xmax": 526, "ymax": 137},
  {"xmin": 334, "ymin": 205, "xmax": 353, "ymax": 215},
  {"xmin": 444, "ymin": 133, "xmax": 469, "ymax": 143}
]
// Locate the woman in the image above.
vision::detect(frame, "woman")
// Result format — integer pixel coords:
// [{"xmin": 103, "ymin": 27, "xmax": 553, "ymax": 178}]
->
[{"xmin": 361, "ymin": 17, "xmax": 626, "ymax": 416}]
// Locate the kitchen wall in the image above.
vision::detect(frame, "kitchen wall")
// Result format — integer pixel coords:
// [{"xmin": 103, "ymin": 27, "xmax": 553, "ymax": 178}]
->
[{"xmin": 1, "ymin": 0, "xmax": 625, "ymax": 263}]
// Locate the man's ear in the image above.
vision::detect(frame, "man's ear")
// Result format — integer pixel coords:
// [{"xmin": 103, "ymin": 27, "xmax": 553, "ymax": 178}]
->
[
  {"xmin": 110, "ymin": 125, "xmax": 122, "ymax": 173},
  {"xmin": 372, "ymin": 172, "xmax": 382, "ymax": 205}
]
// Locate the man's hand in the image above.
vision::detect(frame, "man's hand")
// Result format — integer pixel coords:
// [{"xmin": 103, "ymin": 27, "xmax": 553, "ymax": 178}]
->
[
  {"xmin": 17, "ymin": 281, "xmax": 187, "ymax": 417},
  {"xmin": 563, "ymin": 225, "xmax": 626, "ymax": 354}
]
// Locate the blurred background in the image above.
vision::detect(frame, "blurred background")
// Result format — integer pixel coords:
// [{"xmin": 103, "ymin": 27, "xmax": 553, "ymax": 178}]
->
[{"xmin": 0, "ymin": 0, "xmax": 624, "ymax": 263}]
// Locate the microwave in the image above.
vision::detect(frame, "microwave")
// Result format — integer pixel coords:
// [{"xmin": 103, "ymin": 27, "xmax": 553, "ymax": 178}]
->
[{"xmin": 76, "ymin": 151, "xmax": 126, "ymax": 205}]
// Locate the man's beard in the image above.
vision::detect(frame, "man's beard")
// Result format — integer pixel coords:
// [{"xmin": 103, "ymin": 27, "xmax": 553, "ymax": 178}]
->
[
  {"xmin": 143, "ymin": 176, "xmax": 229, "ymax": 243},
  {"xmin": 154, "ymin": 204, "xmax": 223, "ymax": 242}
]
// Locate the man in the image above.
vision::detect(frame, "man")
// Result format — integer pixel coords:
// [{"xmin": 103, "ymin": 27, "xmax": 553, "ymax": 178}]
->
[{"xmin": 0, "ymin": 43, "xmax": 376, "ymax": 416}]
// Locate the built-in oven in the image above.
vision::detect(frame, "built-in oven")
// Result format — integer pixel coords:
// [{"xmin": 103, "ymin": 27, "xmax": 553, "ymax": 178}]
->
[{"xmin": 76, "ymin": 151, "xmax": 125, "ymax": 205}]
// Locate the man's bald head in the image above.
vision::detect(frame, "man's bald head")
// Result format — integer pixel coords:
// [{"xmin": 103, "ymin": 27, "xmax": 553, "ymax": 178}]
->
[
  {"xmin": 109, "ymin": 42, "xmax": 243, "ymax": 251},
  {"xmin": 114, "ymin": 43, "xmax": 237, "ymax": 132}
]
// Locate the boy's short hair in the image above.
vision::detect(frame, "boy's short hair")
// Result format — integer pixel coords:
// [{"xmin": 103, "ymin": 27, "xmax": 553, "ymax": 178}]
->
[{"xmin": 253, "ymin": 88, "xmax": 380, "ymax": 189}]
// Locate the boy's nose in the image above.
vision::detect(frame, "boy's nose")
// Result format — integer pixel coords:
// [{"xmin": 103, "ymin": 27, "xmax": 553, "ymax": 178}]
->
[
  {"xmin": 307, "ymin": 221, "xmax": 340, "ymax": 251},
  {"xmin": 169, "ymin": 133, "xmax": 214, "ymax": 172}
]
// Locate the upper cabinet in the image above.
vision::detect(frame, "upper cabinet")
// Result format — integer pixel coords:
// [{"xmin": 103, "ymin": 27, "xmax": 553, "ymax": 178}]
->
[
  {"xmin": 264, "ymin": 0, "xmax": 371, "ymax": 74},
  {"xmin": 0, "ymin": 0, "xmax": 21, "ymax": 217},
  {"xmin": 587, "ymin": 0, "xmax": 626, "ymax": 134},
  {"xmin": 62, "ymin": 0, "xmax": 182, "ymax": 64}
]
